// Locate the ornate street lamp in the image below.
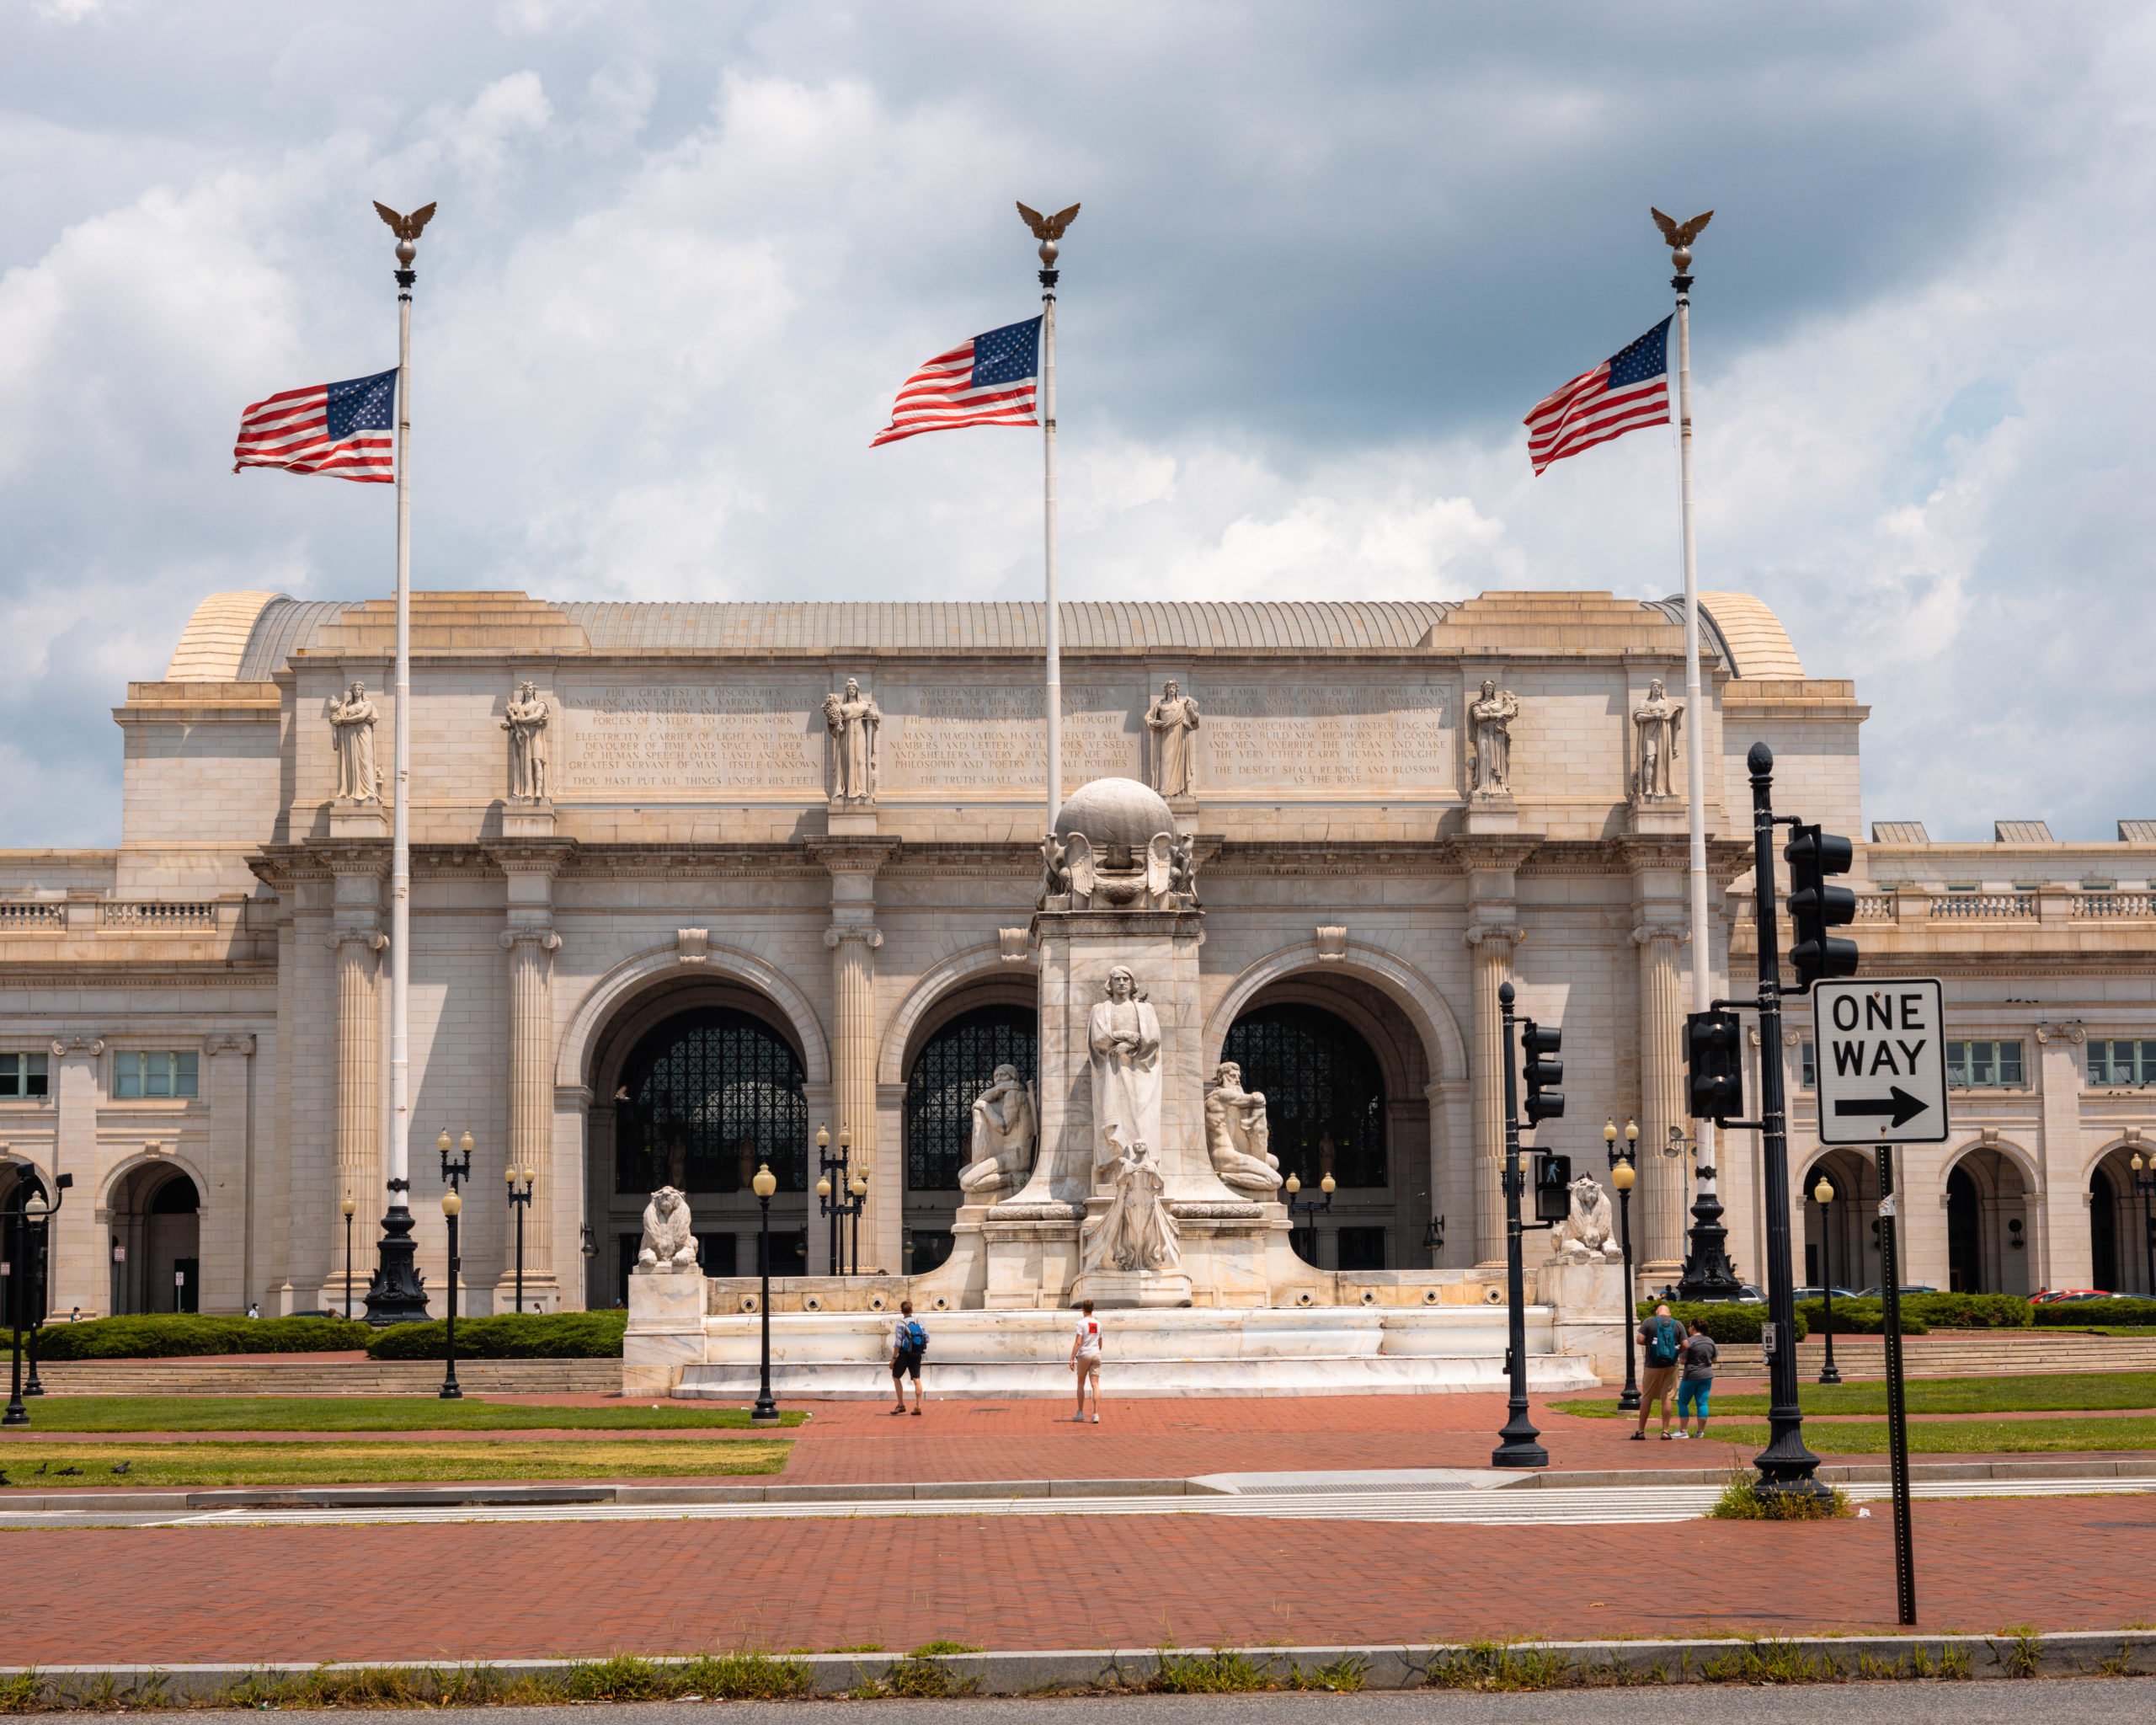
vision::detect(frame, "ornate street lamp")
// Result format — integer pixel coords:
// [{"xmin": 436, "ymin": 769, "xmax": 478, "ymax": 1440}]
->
[
  {"xmin": 1812, "ymin": 1172, "xmax": 1842, "ymax": 1386},
  {"xmin": 504, "ymin": 1162, "xmax": 536, "ymax": 1314},
  {"xmin": 340, "ymin": 1193, "xmax": 357, "ymax": 1321},
  {"xmin": 4, "ymin": 1171, "xmax": 71, "ymax": 1428},
  {"xmin": 2132, "ymin": 1152, "xmax": 2156, "ymax": 1297},
  {"xmin": 437, "ymin": 1130, "xmax": 473, "ymax": 1401},
  {"xmin": 1604, "ymin": 1119, "xmax": 1641, "ymax": 1413},
  {"xmin": 751, "ymin": 1161, "xmax": 781, "ymax": 1426},
  {"xmin": 847, "ymin": 1163, "xmax": 869, "ymax": 1277},
  {"xmin": 1283, "ymin": 1171, "xmax": 1336, "ymax": 1265},
  {"xmin": 815, "ymin": 1124, "xmax": 857, "ymax": 1275}
]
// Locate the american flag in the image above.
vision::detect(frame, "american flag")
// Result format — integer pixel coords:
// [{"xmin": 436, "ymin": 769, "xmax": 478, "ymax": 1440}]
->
[
  {"xmin": 232, "ymin": 367, "xmax": 397, "ymax": 482},
  {"xmin": 871, "ymin": 317, "xmax": 1040, "ymax": 446},
  {"xmin": 1524, "ymin": 318, "xmax": 1672, "ymax": 474}
]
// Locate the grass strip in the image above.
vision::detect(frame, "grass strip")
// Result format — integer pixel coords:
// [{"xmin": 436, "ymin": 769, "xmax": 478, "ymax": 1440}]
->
[
  {"xmin": 1652, "ymin": 1416, "xmax": 2156, "ymax": 1454},
  {"xmin": 0, "ymin": 1396, "xmax": 803, "ymax": 1433},
  {"xmin": 1556, "ymin": 1370, "xmax": 2156, "ymax": 1418},
  {"xmin": 0, "ymin": 1439, "xmax": 788, "ymax": 1488}
]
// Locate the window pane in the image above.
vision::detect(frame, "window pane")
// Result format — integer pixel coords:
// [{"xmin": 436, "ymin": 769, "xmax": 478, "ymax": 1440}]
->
[
  {"xmin": 174, "ymin": 1051, "xmax": 199, "ymax": 1097},
  {"xmin": 1800, "ymin": 1043, "xmax": 1816, "ymax": 1089},
  {"xmin": 1946, "ymin": 1041, "xmax": 1967, "ymax": 1086},
  {"xmin": 1999, "ymin": 1043, "xmax": 2024, "ymax": 1086},
  {"xmin": 2140, "ymin": 1042, "xmax": 2156, "ymax": 1086},
  {"xmin": 24, "ymin": 1052, "xmax": 45, "ymax": 1098},
  {"xmin": 115, "ymin": 1054, "xmax": 141, "ymax": 1098},
  {"xmin": 1971, "ymin": 1044, "xmax": 1994, "ymax": 1085},
  {"xmin": 146, "ymin": 1054, "xmax": 172, "ymax": 1097}
]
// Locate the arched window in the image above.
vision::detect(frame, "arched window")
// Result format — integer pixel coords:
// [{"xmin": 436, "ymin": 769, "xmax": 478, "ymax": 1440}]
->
[
  {"xmin": 613, "ymin": 1008, "xmax": 807, "ymax": 1196},
  {"xmin": 1223, "ymin": 1003, "xmax": 1386, "ymax": 1188},
  {"xmin": 906, "ymin": 1004, "xmax": 1038, "ymax": 1192}
]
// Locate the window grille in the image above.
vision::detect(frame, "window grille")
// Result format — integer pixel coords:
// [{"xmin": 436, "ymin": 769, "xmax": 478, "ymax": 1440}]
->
[
  {"xmin": 905, "ymin": 1005, "xmax": 1038, "ymax": 1192},
  {"xmin": 1223, "ymin": 1003, "xmax": 1387, "ymax": 1188}
]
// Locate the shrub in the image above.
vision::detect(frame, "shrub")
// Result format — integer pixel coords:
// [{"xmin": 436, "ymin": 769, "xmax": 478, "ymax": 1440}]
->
[
  {"xmin": 1900, "ymin": 1292, "xmax": 2032, "ymax": 1329},
  {"xmin": 33, "ymin": 1314, "xmax": 372, "ymax": 1360},
  {"xmin": 1634, "ymin": 1300, "xmax": 1806, "ymax": 1345},
  {"xmin": 1709, "ymin": 1472, "xmax": 1853, "ymax": 1520},
  {"xmin": 365, "ymin": 1310, "xmax": 627, "ymax": 1359},
  {"xmin": 1796, "ymin": 1298, "xmax": 1929, "ymax": 1337},
  {"xmin": 2033, "ymin": 1297, "xmax": 2156, "ymax": 1327}
]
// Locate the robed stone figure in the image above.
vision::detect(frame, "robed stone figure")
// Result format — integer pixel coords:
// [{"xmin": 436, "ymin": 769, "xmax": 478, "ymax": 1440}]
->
[
  {"xmin": 1631, "ymin": 678, "xmax": 1683, "ymax": 802},
  {"xmin": 329, "ymin": 681, "xmax": 379, "ymax": 802},
  {"xmin": 823, "ymin": 677, "xmax": 881, "ymax": 803},
  {"xmin": 1468, "ymin": 679, "xmax": 1519, "ymax": 796},
  {"xmin": 1145, "ymin": 680, "xmax": 1201, "ymax": 799},
  {"xmin": 502, "ymin": 681, "xmax": 552, "ymax": 801},
  {"xmin": 1088, "ymin": 965, "xmax": 1162, "ymax": 1178}
]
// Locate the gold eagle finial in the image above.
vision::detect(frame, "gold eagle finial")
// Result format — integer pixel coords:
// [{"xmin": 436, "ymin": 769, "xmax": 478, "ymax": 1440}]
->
[
  {"xmin": 1650, "ymin": 206, "xmax": 1713, "ymax": 250},
  {"xmin": 1016, "ymin": 201, "xmax": 1081, "ymax": 242},
  {"xmin": 371, "ymin": 200, "xmax": 438, "ymax": 243}
]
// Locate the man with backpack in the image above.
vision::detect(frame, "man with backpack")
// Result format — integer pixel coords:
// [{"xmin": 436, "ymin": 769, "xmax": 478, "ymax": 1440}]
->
[
  {"xmin": 889, "ymin": 1300, "xmax": 927, "ymax": 1416},
  {"xmin": 1634, "ymin": 1301, "xmax": 1684, "ymax": 1440}
]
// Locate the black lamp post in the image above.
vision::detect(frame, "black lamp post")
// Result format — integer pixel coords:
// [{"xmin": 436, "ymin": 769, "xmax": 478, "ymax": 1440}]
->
[
  {"xmin": 1812, "ymin": 1172, "xmax": 1843, "ymax": 1385},
  {"xmin": 1492, "ymin": 981, "xmax": 1550, "ymax": 1469},
  {"xmin": 1283, "ymin": 1168, "xmax": 1336, "ymax": 1233},
  {"xmin": 1604, "ymin": 1119, "xmax": 1641, "ymax": 1413},
  {"xmin": 504, "ymin": 1162, "xmax": 536, "ymax": 1314},
  {"xmin": 815, "ymin": 1124, "xmax": 857, "ymax": 1275},
  {"xmin": 751, "ymin": 1160, "xmax": 781, "ymax": 1426},
  {"xmin": 4, "ymin": 1170, "xmax": 70, "ymax": 1429},
  {"xmin": 341, "ymin": 1192, "xmax": 357, "ymax": 1320},
  {"xmin": 2131, "ymin": 1151, "xmax": 2156, "ymax": 1297},
  {"xmin": 437, "ymin": 1129, "xmax": 472, "ymax": 1401}
]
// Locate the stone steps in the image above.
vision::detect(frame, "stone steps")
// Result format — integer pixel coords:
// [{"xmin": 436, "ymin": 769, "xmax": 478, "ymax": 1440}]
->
[
  {"xmin": 1712, "ymin": 1332, "xmax": 2156, "ymax": 1378},
  {"xmin": 33, "ymin": 1359, "xmax": 621, "ymax": 1397}
]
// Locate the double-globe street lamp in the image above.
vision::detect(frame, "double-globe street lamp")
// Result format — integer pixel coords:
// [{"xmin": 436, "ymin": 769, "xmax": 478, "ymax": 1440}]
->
[
  {"xmin": 814, "ymin": 1124, "xmax": 868, "ymax": 1275},
  {"xmin": 1603, "ymin": 1119, "xmax": 1641, "ymax": 1413},
  {"xmin": 340, "ymin": 1192, "xmax": 358, "ymax": 1321},
  {"xmin": 1812, "ymin": 1172, "xmax": 1844, "ymax": 1386},
  {"xmin": 751, "ymin": 1160, "xmax": 781, "ymax": 1426},
  {"xmin": 504, "ymin": 1162, "xmax": 536, "ymax": 1313},
  {"xmin": 3, "ymin": 1171, "xmax": 70, "ymax": 1429},
  {"xmin": 436, "ymin": 1130, "xmax": 473, "ymax": 1401},
  {"xmin": 2131, "ymin": 1151, "xmax": 2156, "ymax": 1297}
]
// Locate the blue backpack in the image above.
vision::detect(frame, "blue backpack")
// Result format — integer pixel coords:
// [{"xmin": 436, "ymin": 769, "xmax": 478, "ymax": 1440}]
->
[
  {"xmin": 1644, "ymin": 1316, "xmax": 1683, "ymax": 1367},
  {"xmin": 903, "ymin": 1318, "xmax": 928, "ymax": 1355}
]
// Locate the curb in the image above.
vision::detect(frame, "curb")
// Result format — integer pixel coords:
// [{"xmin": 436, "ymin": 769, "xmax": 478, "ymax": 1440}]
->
[
  {"xmin": 1515, "ymin": 1456, "xmax": 2156, "ymax": 1489},
  {"xmin": 4, "ymin": 1632, "xmax": 2154, "ymax": 1703}
]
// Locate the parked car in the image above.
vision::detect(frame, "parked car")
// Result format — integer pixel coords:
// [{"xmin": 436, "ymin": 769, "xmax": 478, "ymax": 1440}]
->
[
  {"xmin": 2031, "ymin": 1289, "xmax": 2115, "ymax": 1304},
  {"xmin": 1855, "ymin": 1284, "xmax": 1937, "ymax": 1298},
  {"xmin": 1793, "ymin": 1286, "xmax": 1865, "ymax": 1302}
]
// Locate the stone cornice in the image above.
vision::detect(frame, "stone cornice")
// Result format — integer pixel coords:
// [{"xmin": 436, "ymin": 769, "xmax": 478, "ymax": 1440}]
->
[
  {"xmin": 805, "ymin": 836, "xmax": 904, "ymax": 879},
  {"xmin": 484, "ymin": 839, "xmax": 579, "ymax": 877}
]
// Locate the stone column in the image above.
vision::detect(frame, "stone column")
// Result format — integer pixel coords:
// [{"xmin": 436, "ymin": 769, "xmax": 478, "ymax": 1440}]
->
[
  {"xmin": 494, "ymin": 843, "xmax": 571, "ymax": 1312},
  {"xmin": 329, "ymin": 927, "xmax": 387, "ymax": 1252},
  {"xmin": 202, "ymin": 1034, "xmax": 256, "ymax": 1314},
  {"xmin": 1466, "ymin": 924, "xmax": 1519, "ymax": 1265},
  {"xmin": 47, "ymin": 1036, "xmax": 104, "ymax": 1319},
  {"xmin": 812, "ymin": 836, "xmax": 899, "ymax": 1275},
  {"xmin": 1635, "ymin": 923, "xmax": 1689, "ymax": 1277}
]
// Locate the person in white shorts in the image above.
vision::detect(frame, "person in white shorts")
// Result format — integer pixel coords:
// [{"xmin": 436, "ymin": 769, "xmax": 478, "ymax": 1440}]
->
[{"xmin": 1069, "ymin": 1298, "xmax": 1102, "ymax": 1423}]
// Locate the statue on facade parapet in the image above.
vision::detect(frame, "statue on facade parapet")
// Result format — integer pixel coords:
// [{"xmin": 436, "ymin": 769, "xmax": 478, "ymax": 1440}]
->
[
  {"xmin": 823, "ymin": 677, "xmax": 881, "ymax": 803},
  {"xmin": 328, "ymin": 681, "xmax": 381, "ymax": 802},
  {"xmin": 637, "ymin": 1186, "xmax": 699, "ymax": 1272},
  {"xmin": 1145, "ymin": 680, "xmax": 1202, "ymax": 799},
  {"xmin": 1631, "ymin": 677, "xmax": 1684, "ymax": 803},
  {"xmin": 1547, "ymin": 1174, "xmax": 1621, "ymax": 1264},
  {"xmin": 1204, "ymin": 1060, "xmax": 1281, "ymax": 1196},
  {"xmin": 502, "ymin": 680, "xmax": 552, "ymax": 801},
  {"xmin": 1468, "ymin": 679, "xmax": 1519, "ymax": 797},
  {"xmin": 958, "ymin": 1063, "xmax": 1038, "ymax": 1199}
]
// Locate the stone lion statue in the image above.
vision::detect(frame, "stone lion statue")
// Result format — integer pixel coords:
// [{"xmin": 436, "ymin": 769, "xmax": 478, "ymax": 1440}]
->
[
  {"xmin": 1548, "ymin": 1173, "xmax": 1621, "ymax": 1265},
  {"xmin": 637, "ymin": 1185, "xmax": 698, "ymax": 1273}
]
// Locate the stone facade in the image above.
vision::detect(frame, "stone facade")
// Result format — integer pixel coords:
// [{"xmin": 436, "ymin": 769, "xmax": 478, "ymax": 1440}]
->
[{"xmin": 1, "ymin": 586, "xmax": 2150, "ymax": 1321}]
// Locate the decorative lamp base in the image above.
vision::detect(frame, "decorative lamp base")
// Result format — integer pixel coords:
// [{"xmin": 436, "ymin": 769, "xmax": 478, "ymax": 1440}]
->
[{"xmin": 363, "ymin": 1203, "xmax": 431, "ymax": 1327}]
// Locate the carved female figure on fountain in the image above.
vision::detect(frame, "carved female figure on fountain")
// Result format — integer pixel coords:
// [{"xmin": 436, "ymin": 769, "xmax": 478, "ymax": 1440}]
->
[
  {"xmin": 1145, "ymin": 679, "xmax": 1202, "ymax": 799},
  {"xmin": 1088, "ymin": 965, "xmax": 1163, "ymax": 1178},
  {"xmin": 1204, "ymin": 1060, "xmax": 1282, "ymax": 1196},
  {"xmin": 502, "ymin": 680, "xmax": 552, "ymax": 801},
  {"xmin": 823, "ymin": 676, "xmax": 881, "ymax": 803},
  {"xmin": 958, "ymin": 1063, "xmax": 1038, "ymax": 1198},
  {"xmin": 1081, "ymin": 1134, "xmax": 1181, "ymax": 1273},
  {"xmin": 328, "ymin": 681, "xmax": 380, "ymax": 802}
]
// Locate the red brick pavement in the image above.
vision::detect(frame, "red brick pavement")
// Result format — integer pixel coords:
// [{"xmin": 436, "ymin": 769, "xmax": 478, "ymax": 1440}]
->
[{"xmin": 4, "ymin": 1498, "xmax": 2154, "ymax": 1664}]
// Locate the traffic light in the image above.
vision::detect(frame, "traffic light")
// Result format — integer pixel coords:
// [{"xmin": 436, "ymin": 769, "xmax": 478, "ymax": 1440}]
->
[
  {"xmin": 1684, "ymin": 1008, "xmax": 1743, "ymax": 1122},
  {"xmin": 1534, "ymin": 1152, "xmax": 1573, "ymax": 1224},
  {"xmin": 1521, "ymin": 1018, "xmax": 1564, "ymax": 1125},
  {"xmin": 1784, "ymin": 821, "xmax": 1858, "ymax": 992}
]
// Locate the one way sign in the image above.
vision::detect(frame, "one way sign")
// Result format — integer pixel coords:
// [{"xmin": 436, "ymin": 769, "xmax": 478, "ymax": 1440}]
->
[{"xmin": 1812, "ymin": 978, "xmax": 1951, "ymax": 1146}]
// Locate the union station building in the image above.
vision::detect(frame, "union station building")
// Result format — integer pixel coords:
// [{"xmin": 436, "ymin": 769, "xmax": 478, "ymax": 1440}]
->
[{"xmin": 3, "ymin": 585, "xmax": 2153, "ymax": 1319}]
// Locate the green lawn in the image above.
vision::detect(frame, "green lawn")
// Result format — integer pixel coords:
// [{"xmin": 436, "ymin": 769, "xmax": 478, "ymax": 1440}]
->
[
  {"xmin": 1671, "ymin": 1417, "xmax": 2156, "ymax": 1455},
  {"xmin": 1556, "ymin": 1370, "xmax": 2156, "ymax": 1418},
  {"xmin": 0, "ymin": 1438, "xmax": 791, "ymax": 1489},
  {"xmin": 0, "ymin": 1396, "xmax": 805, "ymax": 1433}
]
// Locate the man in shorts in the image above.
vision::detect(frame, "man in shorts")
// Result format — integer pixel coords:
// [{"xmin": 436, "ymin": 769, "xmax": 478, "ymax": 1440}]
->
[
  {"xmin": 1069, "ymin": 1299, "xmax": 1102, "ymax": 1423},
  {"xmin": 889, "ymin": 1300, "xmax": 925, "ymax": 1416},
  {"xmin": 1634, "ymin": 1301, "xmax": 1684, "ymax": 1439}
]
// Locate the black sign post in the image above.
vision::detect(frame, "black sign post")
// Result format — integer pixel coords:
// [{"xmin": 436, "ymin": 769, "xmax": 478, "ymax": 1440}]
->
[{"xmin": 1873, "ymin": 1142, "xmax": 1916, "ymax": 1625}]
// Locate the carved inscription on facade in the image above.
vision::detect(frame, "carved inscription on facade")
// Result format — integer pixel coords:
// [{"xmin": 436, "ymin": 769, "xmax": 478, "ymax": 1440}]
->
[
  {"xmin": 883, "ymin": 684, "xmax": 1137, "ymax": 792},
  {"xmin": 560, "ymin": 686, "xmax": 820, "ymax": 792},
  {"xmin": 1203, "ymin": 683, "xmax": 1454, "ymax": 792}
]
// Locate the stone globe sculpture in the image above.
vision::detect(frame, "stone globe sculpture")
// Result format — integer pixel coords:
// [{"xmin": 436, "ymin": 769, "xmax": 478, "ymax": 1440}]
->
[{"xmin": 1040, "ymin": 777, "xmax": 1193, "ymax": 910}]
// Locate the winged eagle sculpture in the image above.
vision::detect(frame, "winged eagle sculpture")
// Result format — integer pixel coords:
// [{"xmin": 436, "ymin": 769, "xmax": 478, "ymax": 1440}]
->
[
  {"xmin": 1650, "ymin": 207, "xmax": 1713, "ymax": 251},
  {"xmin": 372, "ymin": 200, "xmax": 438, "ymax": 243},
  {"xmin": 1017, "ymin": 201, "xmax": 1081, "ymax": 242}
]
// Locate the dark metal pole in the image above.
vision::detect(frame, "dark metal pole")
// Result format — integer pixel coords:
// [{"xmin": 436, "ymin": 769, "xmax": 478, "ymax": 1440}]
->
[
  {"xmin": 1616, "ymin": 1179, "xmax": 1641, "ymax": 1413},
  {"xmin": 1747, "ymin": 742, "xmax": 1821, "ymax": 1496},
  {"xmin": 1492, "ymin": 980, "xmax": 1547, "ymax": 1468},
  {"xmin": 2143, "ymin": 1178, "xmax": 2154, "ymax": 1297},
  {"xmin": 1817, "ymin": 1189, "xmax": 1842, "ymax": 1385},
  {"xmin": 440, "ymin": 1199, "xmax": 462, "ymax": 1400},
  {"xmin": 344, "ymin": 1208, "xmax": 355, "ymax": 1321},
  {"xmin": 1876, "ymin": 1142, "xmax": 1916, "ymax": 1624},
  {"xmin": 753, "ymin": 1180, "xmax": 780, "ymax": 1425},
  {"xmin": 3, "ymin": 1194, "xmax": 25, "ymax": 1427}
]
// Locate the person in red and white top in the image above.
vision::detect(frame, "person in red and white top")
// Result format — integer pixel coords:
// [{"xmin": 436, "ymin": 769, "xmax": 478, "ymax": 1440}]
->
[{"xmin": 1068, "ymin": 1298, "xmax": 1102, "ymax": 1423}]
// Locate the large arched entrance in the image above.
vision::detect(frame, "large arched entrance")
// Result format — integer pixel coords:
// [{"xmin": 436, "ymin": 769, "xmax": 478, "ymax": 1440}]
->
[
  {"xmin": 1799, "ymin": 1148, "xmax": 1879, "ymax": 1294},
  {"xmin": 1, "ymin": 1162, "xmax": 51, "ymax": 1329},
  {"xmin": 901, "ymin": 987, "xmax": 1037, "ymax": 1275},
  {"xmin": 106, "ymin": 1165, "xmax": 200, "ymax": 1314},
  {"xmin": 2090, "ymin": 1144, "xmax": 2154, "ymax": 1295},
  {"xmin": 1222, "ymin": 979, "xmax": 1429, "ymax": 1270},
  {"xmin": 584, "ymin": 980, "xmax": 811, "ymax": 1307},
  {"xmin": 1942, "ymin": 1146, "xmax": 2033, "ymax": 1295}
]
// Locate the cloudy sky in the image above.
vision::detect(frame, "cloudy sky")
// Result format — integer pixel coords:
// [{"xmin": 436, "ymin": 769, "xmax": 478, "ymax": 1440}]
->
[{"xmin": 3, "ymin": 2, "xmax": 2151, "ymax": 844}]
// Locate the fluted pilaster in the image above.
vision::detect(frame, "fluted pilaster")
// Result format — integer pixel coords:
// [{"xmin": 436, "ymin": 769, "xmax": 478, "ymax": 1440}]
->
[
  {"xmin": 500, "ymin": 924, "xmax": 561, "ymax": 1301},
  {"xmin": 825, "ymin": 922, "xmax": 883, "ymax": 1268},
  {"xmin": 1468, "ymin": 924, "xmax": 1518, "ymax": 1265},
  {"xmin": 1635, "ymin": 922, "xmax": 1688, "ymax": 1274},
  {"xmin": 330, "ymin": 927, "xmax": 386, "ymax": 1224}
]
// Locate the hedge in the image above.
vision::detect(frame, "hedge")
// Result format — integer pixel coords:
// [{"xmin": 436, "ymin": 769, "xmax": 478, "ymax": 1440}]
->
[
  {"xmin": 1796, "ymin": 1297, "xmax": 1929, "ymax": 1337},
  {"xmin": 365, "ymin": 1311, "xmax": 627, "ymax": 1359},
  {"xmin": 1635, "ymin": 1300, "xmax": 1806, "ymax": 1345},
  {"xmin": 31, "ymin": 1314, "xmax": 374, "ymax": 1360},
  {"xmin": 2033, "ymin": 1297, "xmax": 2156, "ymax": 1327},
  {"xmin": 1898, "ymin": 1291, "xmax": 2031, "ymax": 1329}
]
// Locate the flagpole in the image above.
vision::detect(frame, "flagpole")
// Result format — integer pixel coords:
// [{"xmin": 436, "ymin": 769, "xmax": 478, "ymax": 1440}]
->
[
  {"xmin": 1036, "ymin": 227, "xmax": 1064, "ymax": 827},
  {"xmin": 1666, "ymin": 214, "xmax": 1721, "ymax": 1283},
  {"xmin": 366, "ymin": 207, "xmax": 432, "ymax": 1323}
]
